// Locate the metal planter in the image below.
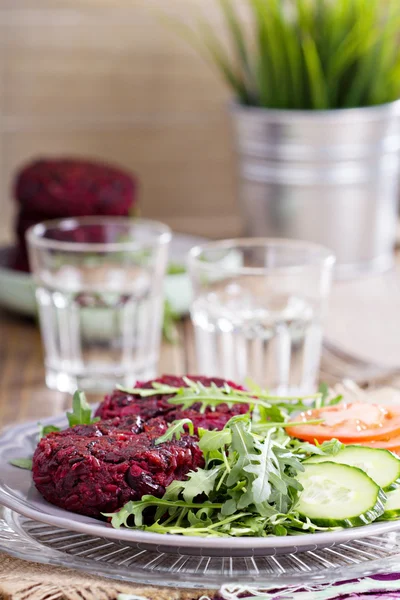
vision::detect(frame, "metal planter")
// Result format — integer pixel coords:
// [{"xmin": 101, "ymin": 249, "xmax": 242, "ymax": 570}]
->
[{"xmin": 231, "ymin": 102, "xmax": 400, "ymax": 277}]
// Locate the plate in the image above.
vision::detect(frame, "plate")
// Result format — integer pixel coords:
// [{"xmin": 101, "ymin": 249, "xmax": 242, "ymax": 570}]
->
[
  {"xmin": 2, "ymin": 413, "xmax": 400, "ymax": 557},
  {"xmin": 3, "ymin": 507, "xmax": 400, "ymax": 589},
  {"xmin": 0, "ymin": 233, "xmax": 207, "ymax": 318}
]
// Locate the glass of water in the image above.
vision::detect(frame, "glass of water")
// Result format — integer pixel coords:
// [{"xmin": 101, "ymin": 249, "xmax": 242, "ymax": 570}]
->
[
  {"xmin": 188, "ymin": 239, "xmax": 335, "ymax": 394},
  {"xmin": 27, "ymin": 217, "xmax": 171, "ymax": 393}
]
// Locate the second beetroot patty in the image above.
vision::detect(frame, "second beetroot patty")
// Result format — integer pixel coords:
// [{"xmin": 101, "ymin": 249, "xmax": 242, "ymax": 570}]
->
[
  {"xmin": 95, "ymin": 375, "xmax": 250, "ymax": 431},
  {"xmin": 32, "ymin": 415, "xmax": 204, "ymax": 518}
]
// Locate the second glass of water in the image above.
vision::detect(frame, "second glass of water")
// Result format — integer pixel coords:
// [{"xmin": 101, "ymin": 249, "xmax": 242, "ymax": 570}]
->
[
  {"xmin": 27, "ymin": 217, "xmax": 171, "ymax": 393},
  {"xmin": 188, "ymin": 239, "xmax": 335, "ymax": 394}
]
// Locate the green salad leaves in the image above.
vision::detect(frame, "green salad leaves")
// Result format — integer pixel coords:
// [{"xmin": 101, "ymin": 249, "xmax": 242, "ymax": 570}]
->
[
  {"xmin": 104, "ymin": 413, "xmax": 339, "ymax": 537},
  {"xmin": 11, "ymin": 378, "xmax": 350, "ymax": 537},
  {"xmin": 67, "ymin": 391, "xmax": 100, "ymax": 428},
  {"xmin": 117, "ymin": 378, "xmax": 321, "ymax": 414}
]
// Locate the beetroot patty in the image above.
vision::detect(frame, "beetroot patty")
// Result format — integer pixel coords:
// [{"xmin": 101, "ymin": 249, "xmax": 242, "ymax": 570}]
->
[
  {"xmin": 12, "ymin": 158, "xmax": 137, "ymax": 273},
  {"xmin": 32, "ymin": 415, "xmax": 204, "ymax": 518},
  {"xmin": 95, "ymin": 375, "xmax": 250, "ymax": 431},
  {"xmin": 15, "ymin": 158, "xmax": 136, "ymax": 218}
]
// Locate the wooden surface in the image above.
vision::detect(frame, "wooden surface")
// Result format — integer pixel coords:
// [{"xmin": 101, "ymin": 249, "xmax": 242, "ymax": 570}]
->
[{"xmin": 0, "ymin": 309, "xmax": 196, "ymax": 427}]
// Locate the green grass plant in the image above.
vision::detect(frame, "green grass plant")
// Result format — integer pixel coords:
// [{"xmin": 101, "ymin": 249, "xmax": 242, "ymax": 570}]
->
[{"xmin": 192, "ymin": 0, "xmax": 400, "ymax": 109}]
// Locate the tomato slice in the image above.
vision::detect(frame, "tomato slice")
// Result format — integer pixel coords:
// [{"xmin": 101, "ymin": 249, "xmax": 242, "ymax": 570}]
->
[
  {"xmin": 286, "ymin": 402, "xmax": 400, "ymax": 443},
  {"xmin": 357, "ymin": 436, "xmax": 400, "ymax": 451}
]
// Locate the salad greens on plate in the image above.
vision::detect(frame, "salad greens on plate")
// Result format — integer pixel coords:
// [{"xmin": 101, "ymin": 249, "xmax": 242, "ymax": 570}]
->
[
  {"xmin": 11, "ymin": 380, "xmax": 400, "ymax": 537},
  {"xmin": 103, "ymin": 380, "xmax": 400, "ymax": 537}
]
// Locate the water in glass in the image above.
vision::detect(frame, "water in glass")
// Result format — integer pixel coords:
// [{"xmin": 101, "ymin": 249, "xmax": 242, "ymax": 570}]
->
[
  {"xmin": 36, "ymin": 264, "xmax": 162, "ymax": 393},
  {"xmin": 27, "ymin": 218, "xmax": 170, "ymax": 393},
  {"xmin": 192, "ymin": 288, "xmax": 322, "ymax": 395},
  {"xmin": 189, "ymin": 240, "xmax": 335, "ymax": 395}
]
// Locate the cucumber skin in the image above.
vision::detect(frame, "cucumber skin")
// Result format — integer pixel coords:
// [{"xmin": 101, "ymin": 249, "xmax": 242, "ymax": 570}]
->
[
  {"xmin": 305, "ymin": 446, "xmax": 400, "ymax": 492},
  {"xmin": 378, "ymin": 488, "xmax": 400, "ymax": 521},
  {"xmin": 385, "ymin": 481, "xmax": 400, "ymax": 492},
  {"xmin": 376, "ymin": 448, "xmax": 400, "ymax": 491},
  {"xmin": 296, "ymin": 463, "xmax": 387, "ymax": 528},
  {"xmin": 378, "ymin": 508, "xmax": 400, "ymax": 521}
]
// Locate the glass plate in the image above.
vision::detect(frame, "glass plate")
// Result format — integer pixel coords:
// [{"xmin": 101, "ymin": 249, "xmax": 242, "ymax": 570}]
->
[{"xmin": 3, "ymin": 507, "xmax": 400, "ymax": 589}]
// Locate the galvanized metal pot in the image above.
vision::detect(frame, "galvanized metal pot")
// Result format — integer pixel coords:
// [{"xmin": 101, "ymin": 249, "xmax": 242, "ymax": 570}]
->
[{"xmin": 231, "ymin": 102, "xmax": 400, "ymax": 277}]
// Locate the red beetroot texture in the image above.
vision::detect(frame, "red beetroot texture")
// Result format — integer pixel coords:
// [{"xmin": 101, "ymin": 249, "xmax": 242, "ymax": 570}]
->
[
  {"xmin": 15, "ymin": 158, "xmax": 136, "ymax": 219},
  {"xmin": 32, "ymin": 415, "xmax": 204, "ymax": 518},
  {"xmin": 13, "ymin": 158, "xmax": 137, "ymax": 272},
  {"xmin": 95, "ymin": 375, "xmax": 250, "ymax": 431}
]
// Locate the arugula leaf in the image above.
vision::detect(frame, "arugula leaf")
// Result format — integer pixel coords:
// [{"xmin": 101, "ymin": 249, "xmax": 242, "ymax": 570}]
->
[
  {"xmin": 67, "ymin": 391, "xmax": 100, "ymax": 428},
  {"xmin": 243, "ymin": 432, "xmax": 275, "ymax": 504},
  {"xmin": 116, "ymin": 383, "xmax": 179, "ymax": 397},
  {"xmin": 38, "ymin": 423, "xmax": 61, "ymax": 440},
  {"xmin": 116, "ymin": 379, "xmax": 321, "ymax": 413},
  {"xmin": 182, "ymin": 467, "xmax": 221, "ymax": 502},
  {"xmin": 155, "ymin": 419, "xmax": 194, "ymax": 445},
  {"xmin": 199, "ymin": 428, "xmax": 231, "ymax": 452},
  {"xmin": 229, "ymin": 417, "xmax": 254, "ymax": 459},
  {"xmin": 314, "ymin": 382, "xmax": 343, "ymax": 409},
  {"xmin": 319, "ymin": 382, "xmax": 329, "ymax": 404},
  {"xmin": 221, "ymin": 498, "xmax": 237, "ymax": 516},
  {"xmin": 327, "ymin": 394, "xmax": 343, "ymax": 407},
  {"xmin": 316, "ymin": 438, "xmax": 345, "ymax": 455},
  {"xmin": 256, "ymin": 404, "xmax": 286, "ymax": 424},
  {"xmin": 103, "ymin": 497, "xmax": 223, "ymax": 528},
  {"xmin": 106, "ymin": 412, "xmax": 329, "ymax": 538},
  {"xmin": 9, "ymin": 458, "xmax": 32, "ymax": 470}
]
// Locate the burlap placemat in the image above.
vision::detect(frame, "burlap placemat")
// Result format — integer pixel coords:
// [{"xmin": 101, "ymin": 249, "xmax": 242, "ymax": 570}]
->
[{"xmin": 0, "ymin": 552, "xmax": 215, "ymax": 600}]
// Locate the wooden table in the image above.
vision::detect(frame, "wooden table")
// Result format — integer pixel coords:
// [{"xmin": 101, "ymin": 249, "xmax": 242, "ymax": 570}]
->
[{"xmin": 0, "ymin": 309, "xmax": 197, "ymax": 428}]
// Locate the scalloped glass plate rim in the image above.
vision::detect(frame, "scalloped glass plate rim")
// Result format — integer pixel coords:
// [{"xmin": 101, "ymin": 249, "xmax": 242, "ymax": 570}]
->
[{"xmin": 2, "ymin": 413, "xmax": 400, "ymax": 554}]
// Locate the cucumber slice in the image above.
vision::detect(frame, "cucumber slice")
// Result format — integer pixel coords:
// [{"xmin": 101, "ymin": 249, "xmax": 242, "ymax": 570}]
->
[
  {"xmin": 296, "ymin": 462, "xmax": 386, "ymax": 527},
  {"xmin": 379, "ymin": 487, "xmax": 400, "ymax": 521},
  {"xmin": 305, "ymin": 446, "xmax": 400, "ymax": 491}
]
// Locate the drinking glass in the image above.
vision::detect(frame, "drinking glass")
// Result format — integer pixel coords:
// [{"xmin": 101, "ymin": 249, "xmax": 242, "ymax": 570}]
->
[
  {"xmin": 27, "ymin": 217, "xmax": 171, "ymax": 393},
  {"xmin": 188, "ymin": 239, "xmax": 335, "ymax": 394}
]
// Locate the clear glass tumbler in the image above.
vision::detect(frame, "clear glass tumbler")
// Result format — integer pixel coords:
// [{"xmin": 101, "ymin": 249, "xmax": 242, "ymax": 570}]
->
[
  {"xmin": 27, "ymin": 217, "xmax": 171, "ymax": 393},
  {"xmin": 188, "ymin": 239, "xmax": 335, "ymax": 394}
]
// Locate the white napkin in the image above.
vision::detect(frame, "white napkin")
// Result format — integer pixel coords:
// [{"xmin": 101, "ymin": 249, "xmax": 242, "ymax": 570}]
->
[{"xmin": 325, "ymin": 263, "xmax": 400, "ymax": 369}]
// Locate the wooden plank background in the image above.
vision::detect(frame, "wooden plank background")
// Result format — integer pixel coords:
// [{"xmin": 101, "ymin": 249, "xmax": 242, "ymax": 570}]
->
[{"xmin": 0, "ymin": 0, "xmax": 243, "ymax": 245}]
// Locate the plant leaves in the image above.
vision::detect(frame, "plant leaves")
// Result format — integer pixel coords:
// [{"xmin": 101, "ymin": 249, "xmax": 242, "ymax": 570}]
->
[
  {"xmin": 67, "ymin": 391, "xmax": 100, "ymax": 428},
  {"xmin": 221, "ymin": 498, "xmax": 237, "ymax": 516},
  {"xmin": 178, "ymin": 0, "xmax": 400, "ymax": 109},
  {"xmin": 243, "ymin": 432, "xmax": 276, "ymax": 504},
  {"xmin": 155, "ymin": 419, "xmax": 194, "ymax": 445},
  {"xmin": 38, "ymin": 423, "xmax": 61, "ymax": 440},
  {"xmin": 199, "ymin": 428, "xmax": 231, "ymax": 452},
  {"xmin": 106, "ymin": 411, "xmax": 328, "ymax": 537},
  {"xmin": 182, "ymin": 467, "xmax": 222, "ymax": 503},
  {"xmin": 9, "ymin": 458, "xmax": 32, "ymax": 470}
]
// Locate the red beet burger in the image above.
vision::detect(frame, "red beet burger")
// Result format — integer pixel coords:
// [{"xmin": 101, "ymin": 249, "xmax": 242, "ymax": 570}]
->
[
  {"xmin": 95, "ymin": 375, "xmax": 250, "ymax": 432},
  {"xmin": 13, "ymin": 157, "xmax": 137, "ymax": 272},
  {"xmin": 32, "ymin": 415, "xmax": 203, "ymax": 518}
]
